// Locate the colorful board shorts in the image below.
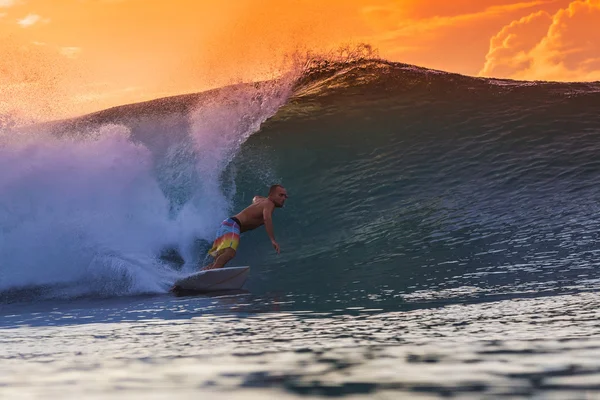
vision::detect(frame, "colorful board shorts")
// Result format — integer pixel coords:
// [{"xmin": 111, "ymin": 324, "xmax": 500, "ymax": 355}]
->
[{"xmin": 207, "ymin": 217, "xmax": 241, "ymax": 257}]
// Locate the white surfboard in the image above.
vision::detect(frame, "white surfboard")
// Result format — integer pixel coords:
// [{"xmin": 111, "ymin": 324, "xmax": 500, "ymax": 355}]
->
[{"xmin": 172, "ymin": 266, "xmax": 250, "ymax": 292}]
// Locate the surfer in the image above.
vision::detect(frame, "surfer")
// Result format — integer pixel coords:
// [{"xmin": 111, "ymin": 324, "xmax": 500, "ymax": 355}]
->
[{"xmin": 201, "ymin": 184, "xmax": 288, "ymax": 271}]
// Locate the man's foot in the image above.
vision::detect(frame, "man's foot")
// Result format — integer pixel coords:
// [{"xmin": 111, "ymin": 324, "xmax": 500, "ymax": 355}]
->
[{"xmin": 169, "ymin": 285, "xmax": 182, "ymax": 293}]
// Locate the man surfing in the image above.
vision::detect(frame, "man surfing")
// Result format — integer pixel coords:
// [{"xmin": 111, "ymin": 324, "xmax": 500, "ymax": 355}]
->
[{"xmin": 201, "ymin": 184, "xmax": 288, "ymax": 271}]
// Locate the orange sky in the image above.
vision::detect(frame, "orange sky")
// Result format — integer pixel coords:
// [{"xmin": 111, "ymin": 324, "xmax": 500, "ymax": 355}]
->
[{"xmin": 1, "ymin": 0, "xmax": 599, "ymax": 121}]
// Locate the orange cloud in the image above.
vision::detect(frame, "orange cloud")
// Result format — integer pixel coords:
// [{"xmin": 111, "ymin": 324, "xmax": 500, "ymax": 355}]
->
[
  {"xmin": 0, "ymin": 0, "xmax": 18, "ymax": 7},
  {"xmin": 358, "ymin": 0, "xmax": 561, "ymax": 75},
  {"xmin": 18, "ymin": 13, "xmax": 42, "ymax": 27},
  {"xmin": 479, "ymin": 11, "xmax": 553, "ymax": 77},
  {"xmin": 0, "ymin": 0, "xmax": 16, "ymax": 18},
  {"xmin": 480, "ymin": 0, "xmax": 600, "ymax": 81},
  {"xmin": 365, "ymin": 1, "xmax": 549, "ymax": 39}
]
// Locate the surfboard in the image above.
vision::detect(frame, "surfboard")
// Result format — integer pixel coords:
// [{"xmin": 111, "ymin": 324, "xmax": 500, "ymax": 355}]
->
[{"xmin": 171, "ymin": 266, "xmax": 250, "ymax": 293}]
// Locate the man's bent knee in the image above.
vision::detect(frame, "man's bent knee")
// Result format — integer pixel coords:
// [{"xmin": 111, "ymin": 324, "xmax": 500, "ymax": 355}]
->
[{"xmin": 213, "ymin": 248, "xmax": 236, "ymax": 269}]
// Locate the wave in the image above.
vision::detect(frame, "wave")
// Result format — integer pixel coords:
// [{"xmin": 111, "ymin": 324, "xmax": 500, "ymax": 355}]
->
[
  {"xmin": 0, "ymin": 75, "xmax": 295, "ymax": 301},
  {"xmin": 2, "ymin": 56, "xmax": 600, "ymax": 303}
]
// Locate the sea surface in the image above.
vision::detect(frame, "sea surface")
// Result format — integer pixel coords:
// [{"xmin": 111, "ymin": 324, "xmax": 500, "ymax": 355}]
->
[{"xmin": 2, "ymin": 58, "xmax": 600, "ymax": 398}]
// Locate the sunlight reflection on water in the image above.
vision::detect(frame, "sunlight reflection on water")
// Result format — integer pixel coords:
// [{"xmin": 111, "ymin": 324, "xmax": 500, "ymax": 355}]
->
[{"xmin": 1, "ymin": 291, "xmax": 599, "ymax": 399}]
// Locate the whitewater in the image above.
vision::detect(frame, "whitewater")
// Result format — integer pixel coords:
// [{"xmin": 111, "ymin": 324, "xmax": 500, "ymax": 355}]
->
[
  {"xmin": 2, "ymin": 58, "xmax": 600, "ymax": 398},
  {"xmin": 0, "ymin": 77, "xmax": 295, "ymax": 299}
]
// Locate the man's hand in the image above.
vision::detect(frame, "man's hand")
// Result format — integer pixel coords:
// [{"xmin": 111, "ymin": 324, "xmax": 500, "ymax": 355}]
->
[{"xmin": 271, "ymin": 240, "xmax": 280, "ymax": 254}]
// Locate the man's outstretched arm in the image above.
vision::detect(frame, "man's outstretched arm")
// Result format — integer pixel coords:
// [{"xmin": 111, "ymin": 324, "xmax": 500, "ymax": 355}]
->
[{"xmin": 262, "ymin": 201, "xmax": 279, "ymax": 254}]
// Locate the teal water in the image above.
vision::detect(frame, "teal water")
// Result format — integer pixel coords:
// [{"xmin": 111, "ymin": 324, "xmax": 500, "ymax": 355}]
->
[
  {"xmin": 233, "ymin": 61, "xmax": 600, "ymax": 303},
  {"xmin": 1, "ymin": 59, "xmax": 600, "ymax": 398}
]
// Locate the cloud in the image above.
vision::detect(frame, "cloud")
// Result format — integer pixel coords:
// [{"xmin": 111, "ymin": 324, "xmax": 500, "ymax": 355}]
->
[
  {"xmin": 60, "ymin": 47, "xmax": 81, "ymax": 58},
  {"xmin": 0, "ymin": 0, "xmax": 20, "ymax": 19},
  {"xmin": 485, "ymin": 1, "xmax": 558, "ymax": 15},
  {"xmin": 479, "ymin": 0, "xmax": 600, "ymax": 81},
  {"xmin": 0, "ymin": 0, "xmax": 18, "ymax": 7},
  {"xmin": 364, "ymin": 1, "xmax": 549, "ymax": 40},
  {"xmin": 18, "ymin": 13, "xmax": 49, "ymax": 27},
  {"xmin": 479, "ymin": 11, "xmax": 553, "ymax": 77}
]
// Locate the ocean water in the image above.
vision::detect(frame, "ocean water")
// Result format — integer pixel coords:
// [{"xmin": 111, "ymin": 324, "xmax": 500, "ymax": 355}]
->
[{"xmin": 2, "ymin": 59, "xmax": 600, "ymax": 398}]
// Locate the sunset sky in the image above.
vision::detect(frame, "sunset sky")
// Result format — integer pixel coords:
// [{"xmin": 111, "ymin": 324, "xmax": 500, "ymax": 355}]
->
[{"xmin": 1, "ymin": 0, "xmax": 599, "ymax": 120}]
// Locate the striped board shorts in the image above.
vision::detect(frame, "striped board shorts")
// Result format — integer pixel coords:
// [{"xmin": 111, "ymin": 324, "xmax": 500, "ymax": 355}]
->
[{"xmin": 207, "ymin": 217, "xmax": 241, "ymax": 257}]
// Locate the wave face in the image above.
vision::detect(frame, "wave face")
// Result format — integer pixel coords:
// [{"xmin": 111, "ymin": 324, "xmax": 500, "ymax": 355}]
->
[
  {"xmin": 2, "ymin": 59, "xmax": 600, "ymax": 303},
  {"xmin": 231, "ymin": 61, "xmax": 600, "ymax": 302}
]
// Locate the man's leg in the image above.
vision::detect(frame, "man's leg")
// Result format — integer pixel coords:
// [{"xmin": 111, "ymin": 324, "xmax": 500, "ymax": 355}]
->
[{"xmin": 203, "ymin": 248, "xmax": 236, "ymax": 270}]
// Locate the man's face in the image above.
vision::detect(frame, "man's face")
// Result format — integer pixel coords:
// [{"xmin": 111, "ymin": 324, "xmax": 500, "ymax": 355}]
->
[{"xmin": 272, "ymin": 187, "xmax": 288, "ymax": 208}]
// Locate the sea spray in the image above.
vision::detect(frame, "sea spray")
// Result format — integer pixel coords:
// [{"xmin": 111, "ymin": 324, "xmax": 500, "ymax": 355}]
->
[
  {"xmin": 0, "ymin": 75, "xmax": 297, "ymax": 298},
  {"xmin": 174, "ymin": 80, "xmax": 296, "ymax": 268},
  {"xmin": 0, "ymin": 124, "xmax": 177, "ymax": 296}
]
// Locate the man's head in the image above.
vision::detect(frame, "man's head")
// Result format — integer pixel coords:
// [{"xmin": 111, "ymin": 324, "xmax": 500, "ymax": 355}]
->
[{"xmin": 268, "ymin": 184, "xmax": 288, "ymax": 208}]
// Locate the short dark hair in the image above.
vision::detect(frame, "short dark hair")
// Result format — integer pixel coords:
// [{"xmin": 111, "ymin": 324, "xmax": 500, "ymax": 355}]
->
[{"xmin": 269, "ymin": 184, "xmax": 284, "ymax": 195}]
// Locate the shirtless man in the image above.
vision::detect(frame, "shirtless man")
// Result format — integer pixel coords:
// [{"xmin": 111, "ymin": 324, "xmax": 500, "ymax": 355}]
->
[{"xmin": 202, "ymin": 184, "xmax": 288, "ymax": 271}]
